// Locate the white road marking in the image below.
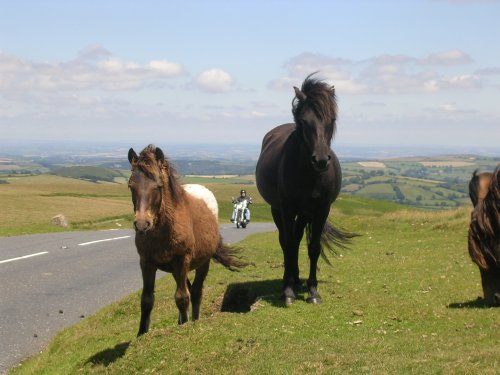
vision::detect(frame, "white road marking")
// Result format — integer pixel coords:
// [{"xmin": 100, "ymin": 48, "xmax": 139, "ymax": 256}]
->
[
  {"xmin": 0, "ymin": 251, "xmax": 49, "ymax": 264},
  {"xmin": 78, "ymin": 236, "xmax": 131, "ymax": 247}
]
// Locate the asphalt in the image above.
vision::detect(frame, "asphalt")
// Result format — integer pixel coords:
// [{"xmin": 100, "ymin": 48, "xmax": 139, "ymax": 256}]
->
[{"xmin": 0, "ymin": 222, "xmax": 276, "ymax": 374}]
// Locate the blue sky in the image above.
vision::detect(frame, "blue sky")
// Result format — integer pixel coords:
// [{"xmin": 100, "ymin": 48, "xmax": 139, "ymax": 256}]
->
[{"xmin": 1, "ymin": 0, "xmax": 499, "ymax": 150}]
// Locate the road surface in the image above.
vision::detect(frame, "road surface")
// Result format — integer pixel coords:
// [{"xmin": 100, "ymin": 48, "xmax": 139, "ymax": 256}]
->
[{"xmin": 0, "ymin": 222, "xmax": 276, "ymax": 374}]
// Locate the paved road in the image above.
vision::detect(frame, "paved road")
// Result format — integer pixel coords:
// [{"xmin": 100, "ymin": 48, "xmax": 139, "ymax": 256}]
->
[{"xmin": 0, "ymin": 223, "xmax": 276, "ymax": 374}]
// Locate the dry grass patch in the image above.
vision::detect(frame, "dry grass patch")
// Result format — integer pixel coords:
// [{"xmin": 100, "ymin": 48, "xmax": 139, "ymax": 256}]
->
[
  {"xmin": 358, "ymin": 161, "xmax": 386, "ymax": 168},
  {"xmin": 420, "ymin": 161, "xmax": 476, "ymax": 167}
]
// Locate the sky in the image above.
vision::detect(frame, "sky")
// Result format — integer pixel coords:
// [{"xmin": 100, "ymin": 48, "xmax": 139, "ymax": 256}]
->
[{"xmin": 1, "ymin": 0, "xmax": 499, "ymax": 151}]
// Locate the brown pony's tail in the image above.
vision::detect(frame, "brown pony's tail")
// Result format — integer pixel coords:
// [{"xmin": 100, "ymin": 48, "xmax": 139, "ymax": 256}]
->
[
  {"xmin": 212, "ymin": 237, "xmax": 251, "ymax": 271},
  {"xmin": 306, "ymin": 221, "xmax": 359, "ymax": 266},
  {"xmin": 468, "ymin": 222, "xmax": 489, "ymax": 269}
]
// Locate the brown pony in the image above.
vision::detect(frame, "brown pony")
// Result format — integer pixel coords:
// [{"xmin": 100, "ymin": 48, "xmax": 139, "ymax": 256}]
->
[
  {"xmin": 468, "ymin": 167, "xmax": 500, "ymax": 306},
  {"xmin": 128, "ymin": 145, "xmax": 246, "ymax": 335}
]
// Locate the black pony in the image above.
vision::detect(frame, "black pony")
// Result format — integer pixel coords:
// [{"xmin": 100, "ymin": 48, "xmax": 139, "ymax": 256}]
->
[{"xmin": 255, "ymin": 73, "xmax": 354, "ymax": 305}]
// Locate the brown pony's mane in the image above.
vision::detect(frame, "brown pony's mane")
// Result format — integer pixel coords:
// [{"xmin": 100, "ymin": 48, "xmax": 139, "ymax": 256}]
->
[
  {"xmin": 135, "ymin": 144, "xmax": 184, "ymax": 204},
  {"xmin": 292, "ymin": 73, "xmax": 337, "ymax": 135},
  {"xmin": 469, "ymin": 166, "xmax": 500, "ymax": 269}
]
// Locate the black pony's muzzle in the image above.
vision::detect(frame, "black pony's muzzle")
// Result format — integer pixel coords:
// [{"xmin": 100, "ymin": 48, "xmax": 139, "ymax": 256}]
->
[{"xmin": 311, "ymin": 154, "xmax": 331, "ymax": 172}]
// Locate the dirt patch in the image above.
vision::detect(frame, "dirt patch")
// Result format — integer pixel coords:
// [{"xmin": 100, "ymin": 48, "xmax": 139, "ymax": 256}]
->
[
  {"xmin": 420, "ymin": 161, "xmax": 476, "ymax": 167},
  {"xmin": 357, "ymin": 162, "xmax": 386, "ymax": 168}
]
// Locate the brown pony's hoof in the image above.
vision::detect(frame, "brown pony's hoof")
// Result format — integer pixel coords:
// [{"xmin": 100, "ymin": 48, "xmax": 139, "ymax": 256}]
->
[{"xmin": 306, "ymin": 296, "xmax": 322, "ymax": 304}]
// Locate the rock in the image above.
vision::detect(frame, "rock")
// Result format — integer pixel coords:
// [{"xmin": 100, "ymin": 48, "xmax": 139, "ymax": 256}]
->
[{"xmin": 51, "ymin": 214, "xmax": 68, "ymax": 228}]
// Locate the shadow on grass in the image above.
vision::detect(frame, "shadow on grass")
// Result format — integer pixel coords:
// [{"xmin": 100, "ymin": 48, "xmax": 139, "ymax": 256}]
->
[
  {"xmin": 448, "ymin": 297, "xmax": 492, "ymax": 309},
  {"xmin": 221, "ymin": 278, "xmax": 296, "ymax": 312},
  {"xmin": 86, "ymin": 341, "xmax": 130, "ymax": 367}
]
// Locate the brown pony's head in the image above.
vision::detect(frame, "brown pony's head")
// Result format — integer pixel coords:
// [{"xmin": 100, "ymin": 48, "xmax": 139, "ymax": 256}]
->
[
  {"xmin": 292, "ymin": 73, "xmax": 337, "ymax": 172},
  {"xmin": 469, "ymin": 170, "xmax": 493, "ymax": 207},
  {"xmin": 127, "ymin": 145, "xmax": 181, "ymax": 234}
]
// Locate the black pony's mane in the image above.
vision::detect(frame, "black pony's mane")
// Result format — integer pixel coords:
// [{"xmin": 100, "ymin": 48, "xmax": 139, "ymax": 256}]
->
[{"xmin": 292, "ymin": 73, "xmax": 337, "ymax": 135}]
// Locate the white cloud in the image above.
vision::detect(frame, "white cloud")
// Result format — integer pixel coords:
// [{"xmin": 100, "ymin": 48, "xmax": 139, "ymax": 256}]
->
[
  {"xmin": 77, "ymin": 44, "xmax": 112, "ymax": 60},
  {"xmin": 425, "ymin": 103, "xmax": 479, "ymax": 116},
  {"xmin": 436, "ymin": 74, "xmax": 482, "ymax": 89},
  {"xmin": 269, "ymin": 53, "xmax": 365, "ymax": 94},
  {"xmin": 418, "ymin": 50, "xmax": 473, "ymax": 65},
  {"xmin": 475, "ymin": 67, "xmax": 500, "ymax": 75},
  {"xmin": 195, "ymin": 69, "xmax": 233, "ymax": 93},
  {"xmin": 271, "ymin": 50, "xmax": 483, "ymax": 95},
  {"xmin": 0, "ymin": 47, "xmax": 186, "ymax": 94}
]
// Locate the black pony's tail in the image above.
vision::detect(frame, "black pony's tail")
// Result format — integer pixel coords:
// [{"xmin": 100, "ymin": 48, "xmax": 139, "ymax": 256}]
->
[
  {"xmin": 306, "ymin": 221, "xmax": 359, "ymax": 266},
  {"xmin": 212, "ymin": 237, "xmax": 251, "ymax": 271}
]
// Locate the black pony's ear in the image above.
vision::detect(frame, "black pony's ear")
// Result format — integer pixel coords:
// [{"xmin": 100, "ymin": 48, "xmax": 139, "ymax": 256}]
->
[
  {"xmin": 294, "ymin": 86, "xmax": 307, "ymax": 101},
  {"xmin": 155, "ymin": 147, "xmax": 165, "ymax": 163},
  {"xmin": 128, "ymin": 148, "xmax": 138, "ymax": 165}
]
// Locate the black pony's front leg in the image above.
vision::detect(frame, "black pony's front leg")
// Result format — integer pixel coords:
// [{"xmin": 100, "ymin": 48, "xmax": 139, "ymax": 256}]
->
[
  {"xmin": 138, "ymin": 261, "xmax": 157, "ymax": 336},
  {"xmin": 273, "ymin": 207, "xmax": 306, "ymax": 305},
  {"xmin": 306, "ymin": 216, "xmax": 328, "ymax": 304}
]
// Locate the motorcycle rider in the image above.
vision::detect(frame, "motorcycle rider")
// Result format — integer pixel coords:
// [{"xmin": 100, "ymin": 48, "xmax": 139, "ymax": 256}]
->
[{"xmin": 231, "ymin": 189, "xmax": 252, "ymax": 223}]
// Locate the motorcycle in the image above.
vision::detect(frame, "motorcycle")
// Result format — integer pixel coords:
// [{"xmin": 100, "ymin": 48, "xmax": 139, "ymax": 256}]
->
[{"xmin": 232, "ymin": 197, "xmax": 251, "ymax": 229}]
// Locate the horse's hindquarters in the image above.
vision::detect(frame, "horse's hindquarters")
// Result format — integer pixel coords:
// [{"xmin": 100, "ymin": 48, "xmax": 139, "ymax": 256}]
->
[{"xmin": 256, "ymin": 124, "xmax": 295, "ymax": 206}]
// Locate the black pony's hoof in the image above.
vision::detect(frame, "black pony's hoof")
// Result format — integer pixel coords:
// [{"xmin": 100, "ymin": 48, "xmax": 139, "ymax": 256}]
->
[
  {"xmin": 306, "ymin": 296, "xmax": 322, "ymax": 304},
  {"xmin": 284, "ymin": 296, "xmax": 295, "ymax": 306}
]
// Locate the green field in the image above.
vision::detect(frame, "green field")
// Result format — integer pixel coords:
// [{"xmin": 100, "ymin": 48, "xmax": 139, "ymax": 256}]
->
[
  {"xmin": 3, "ymin": 154, "xmax": 499, "ymax": 212},
  {"xmin": 0, "ymin": 174, "xmax": 269, "ymax": 236},
  {"xmin": 9, "ymin": 195, "xmax": 500, "ymax": 374},
  {"xmin": 342, "ymin": 155, "xmax": 500, "ymax": 209}
]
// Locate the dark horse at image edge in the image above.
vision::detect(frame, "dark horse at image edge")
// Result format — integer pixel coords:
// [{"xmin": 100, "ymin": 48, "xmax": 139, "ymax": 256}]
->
[
  {"xmin": 468, "ymin": 167, "xmax": 500, "ymax": 306},
  {"xmin": 255, "ymin": 73, "xmax": 355, "ymax": 305},
  {"xmin": 128, "ymin": 145, "xmax": 247, "ymax": 335}
]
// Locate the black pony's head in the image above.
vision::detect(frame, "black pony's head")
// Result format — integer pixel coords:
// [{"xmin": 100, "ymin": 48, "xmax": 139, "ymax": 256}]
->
[{"xmin": 292, "ymin": 73, "xmax": 337, "ymax": 172}]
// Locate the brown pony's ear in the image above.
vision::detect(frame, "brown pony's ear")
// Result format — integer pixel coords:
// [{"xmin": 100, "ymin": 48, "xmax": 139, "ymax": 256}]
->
[
  {"xmin": 294, "ymin": 86, "xmax": 307, "ymax": 101},
  {"xmin": 155, "ymin": 147, "xmax": 165, "ymax": 164},
  {"xmin": 128, "ymin": 148, "xmax": 138, "ymax": 165}
]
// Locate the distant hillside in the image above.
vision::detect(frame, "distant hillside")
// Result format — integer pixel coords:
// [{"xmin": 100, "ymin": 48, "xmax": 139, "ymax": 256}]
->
[
  {"xmin": 51, "ymin": 166, "xmax": 125, "ymax": 183},
  {"xmin": 341, "ymin": 155, "xmax": 500, "ymax": 209},
  {"xmin": 5, "ymin": 152, "xmax": 500, "ymax": 209},
  {"xmin": 173, "ymin": 159, "xmax": 255, "ymax": 175}
]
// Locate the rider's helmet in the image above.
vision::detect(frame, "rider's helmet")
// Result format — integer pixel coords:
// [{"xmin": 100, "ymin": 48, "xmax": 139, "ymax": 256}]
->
[{"xmin": 240, "ymin": 189, "xmax": 246, "ymax": 197}]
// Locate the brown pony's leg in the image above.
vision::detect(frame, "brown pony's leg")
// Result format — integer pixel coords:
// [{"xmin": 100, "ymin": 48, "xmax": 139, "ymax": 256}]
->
[
  {"xmin": 138, "ymin": 261, "xmax": 157, "ymax": 336},
  {"xmin": 191, "ymin": 260, "xmax": 210, "ymax": 321},
  {"xmin": 173, "ymin": 259, "xmax": 191, "ymax": 324}
]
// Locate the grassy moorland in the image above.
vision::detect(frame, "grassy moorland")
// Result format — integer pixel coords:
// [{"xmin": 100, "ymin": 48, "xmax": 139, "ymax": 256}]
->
[
  {"xmin": 10, "ymin": 196, "xmax": 500, "ymax": 374},
  {"xmin": 0, "ymin": 174, "xmax": 269, "ymax": 236},
  {"xmin": 342, "ymin": 155, "xmax": 500, "ymax": 209}
]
